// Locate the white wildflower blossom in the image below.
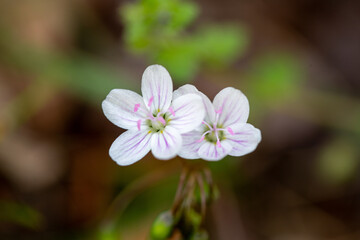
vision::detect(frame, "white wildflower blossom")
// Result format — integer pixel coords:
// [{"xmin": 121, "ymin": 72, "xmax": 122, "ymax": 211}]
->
[
  {"xmin": 102, "ymin": 65, "xmax": 205, "ymax": 165},
  {"xmin": 177, "ymin": 85, "xmax": 261, "ymax": 161}
]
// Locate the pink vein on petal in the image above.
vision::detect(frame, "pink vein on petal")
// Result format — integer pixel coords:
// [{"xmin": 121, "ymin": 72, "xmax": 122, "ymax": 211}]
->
[
  {"xmin": 163, "ymin": 133, "xmax": 169, "ymax": 149},
  {"xmin": 137, "ymin": 119, "xmax": 142, "ymax": 131},
  {"xmin": 169, "ymin": 107, "xmax": 175, "ymax": 116},
  {"xmin": 123, "ymin": 132, "xmax": 150, "ymax": 154},
  {"xmin": 148, "ymin": 96, "xmax": 154, "ymax": 107}
]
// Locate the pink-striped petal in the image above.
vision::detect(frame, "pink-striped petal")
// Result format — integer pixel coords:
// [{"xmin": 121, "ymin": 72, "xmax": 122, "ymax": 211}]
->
[
  {"xmin": 150, "ymin": 126, "xmax": 182, "ymax": 160},
  {"xmin": 141, "ymin": 65, "xmax": 173, "ymax": 113},
  {"xmin": 173, "ymin": 84, "xmax": 215, "ymax": 123},
  {"xmin": 168, "ymin": 94, "xmax": 205, "ymax": 134},
  {"xmin": 102, "ymin": 89, "xmax": 148, "ymax": 130},
  {"xmin": 213, "ymin": 87, "xmax": 249, "ymax": 127},
  {"xmin": 178, "ymin": 130, "xmax": 203, "ymax": 159},
  {"xmin": 198, "ymin": 140, "xmax": 233, "ymax": 161},
  {"xmin": 172, "ymin": 84, "xmax": 198, "ymax": 100},
  {"xmin": 109, "ymin": 130, "xmax": 152, "ymax": 166},
  {"xmin": 225, "ymin": 123, "xmax": 261, "ymax": 157}
]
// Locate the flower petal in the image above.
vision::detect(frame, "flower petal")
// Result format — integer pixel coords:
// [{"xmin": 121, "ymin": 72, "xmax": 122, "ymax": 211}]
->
[
  {"xmin": 151, "ymin": 126, "xmax": 182, "ymax": 160},
  {"xmin": 102, "ymin": 89, "xmax": 148, "ymax": 130},
  {"xmin": 178, "ymin": 130, "xmax": 203, "ymax": 159},
  {"xmin": 172, "ymin": 84, "xmax": 198, "ymax": 100},
  {"xmin": 109, "ymin": 130, "xmax": 152, "ymax": 166},
  {"xmin": 141, "ymin": 65, "xmax": 173, "ymax": 113},
  {"xmin": 173, "ymin": 84, "xmax": 215, "ymax": 123},
  {"xmin": 198, "ymin": 140, "xmax": 233, "ymax": 161},
  {"xmin": 226, "ymin": 123, "xmax": 261, "ymax": 157},
  {"xmin": 213, "ymin": 87, "xmax": 249, "ymax": 127},
  {"xmin": 169, "ymin": 93, "xmax": 205, "ymax": 134}
]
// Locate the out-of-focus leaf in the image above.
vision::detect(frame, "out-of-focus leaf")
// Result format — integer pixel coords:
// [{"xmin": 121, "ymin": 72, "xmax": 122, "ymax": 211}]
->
[
  {"xmin": 0, "ymin": 200, "xmax": 43, "ymax": 230},
  {"xmin": 97, "ymin": 223, "xmax": 120, "ymax": 240},
  {"xmin": 121, "ymin": 0, "xmax": 247, "ymax": 82},
  {"xmin": 0, "ymin": 26, "xmax": 135, "ymax": 104},
  {"xmin": 195, "ymin": 25, "xmax": 248, "ymax": 68},
  {"xmin": 155, "ymin": 40, "xmax": 199, "ymax": 82},
  {"xmin": 247, "ymin": 52, "xmax": 303, "ymax": 106},
  {"xmin": 40, "ymin": 54, "xmax": 136, "ymax": 103},
  {"xmin": 122, "ymin": 0, "xmax": 198, "ymax": 52},
  {"xmin": 317, "ymin": 137, "xmax": 359, "ymax": 184}
]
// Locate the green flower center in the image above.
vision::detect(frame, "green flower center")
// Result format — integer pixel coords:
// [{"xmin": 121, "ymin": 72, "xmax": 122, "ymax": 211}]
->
[{"xmin": 147, "ymin": 113, "xmax": 171, "ymax": 132}]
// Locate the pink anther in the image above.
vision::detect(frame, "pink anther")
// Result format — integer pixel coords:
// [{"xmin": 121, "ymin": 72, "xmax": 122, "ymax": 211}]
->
[
  {"xmin": 148, "ymin": 96, "xmax": 154, "ymax": 107},
  {"xmin": 158, "ymin": 116, "xmax": 166, "ymax": 125},
  {"xmin": 227, "ymin": 127, "xmax": 234, "ymax": 135},
  {"xmin": 197, "ymin": 135, "xmax": 205, "ymax": 143},
  {"xmin": 137, "ymin": 119, "xmax": 142, "ymax": 131},
  {"xmin": 216, "ymin": 139, "xmax": 222, "ymax": 148},
  {"xmin": 169, "ymin": 107, "xmax": 175, "ymax": 116},
  {"xmin": 215, "ymin": 107, "xmax": 223, "ymax": 114},
  {"xmin": 134, "ymin": 103, "xmax": 140, "ymax": 112}
]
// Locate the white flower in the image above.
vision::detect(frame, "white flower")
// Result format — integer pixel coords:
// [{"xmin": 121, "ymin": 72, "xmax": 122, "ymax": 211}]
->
[
  {"xmin": 176, "ymin": 85, "xmax": 261, "ymax": 161},
  {"xmin": 102, "ymin": 65, "xmax": 205, "ymax": 166}
]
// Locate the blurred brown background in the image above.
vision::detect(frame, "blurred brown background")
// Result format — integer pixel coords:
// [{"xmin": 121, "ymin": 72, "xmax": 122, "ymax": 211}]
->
[{"xmin": 0, "ymin": 0, "xmax": 360, "ymax": 239}]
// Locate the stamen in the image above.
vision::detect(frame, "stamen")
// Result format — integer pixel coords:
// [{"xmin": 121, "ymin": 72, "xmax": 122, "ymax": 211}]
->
[
  {"xmin": 197, "ymin": 130, "xmax": 211, "ymax": 143},
  {"xmin": 202, "ymin": 121, "xmax": 213, "ymax": 130},
  {"xmin": 137, "ymin": 119, "xmax": 142, "ymax": 131},
  {"xmin": 216, "ymin": 139, "xmax": 222, "ymax": 148},
  {"xmin": 215, "ymin": 108, "xmax": 222, "ymax": 124},
  {"xmin": 215, "ymin": 130, "xmax": 221, "ymax": 148},
  {"xmin": 148, "ymin": 96, "xmax": 154, "ymax": 107},
  {"xmin": 227, "ymin": 127, "xmax": 234, "ymax": 135},
  {"xmin": 169, "ymin": 107, "xmax": 175, "ymax": 116},
  {"xmin": 134, "ymin": 103, "xmax": 140, "ymax": 112},
  {"xmin": 197, "ymin": 135, "xmax": 205, "ymax": 143}
]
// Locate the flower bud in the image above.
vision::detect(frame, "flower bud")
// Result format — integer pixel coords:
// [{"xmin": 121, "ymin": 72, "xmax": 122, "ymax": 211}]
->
[{"xmin": 150, "ymin": 211, "xmax": 174, "ymax": 240}]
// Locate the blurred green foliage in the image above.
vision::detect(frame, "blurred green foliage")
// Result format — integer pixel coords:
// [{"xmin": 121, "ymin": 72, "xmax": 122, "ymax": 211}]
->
[
  {"xmin": 1, "ymin": 0, "xmax": 360, "ymax": 239},
  {"xmin": 122, "ymin": 0, "xmax": 248, "ymax": 82},
  {"xmin": 0, "ymin": 26, "xmax": 135, "ymax": 105},
  {"xmin": 97, "ymin": 223, "xmax": 120, "ymax": 240},
  {"xmin": 0, "ymin": 200, "xmax": 43, "ymax": 230},
  {"xmin": 247, "ymin": 52, "xmax": 303, "ymax": 108},
  {"xmin": 317, "ymin": 137, "xmax": 359, "ymax": 184}
]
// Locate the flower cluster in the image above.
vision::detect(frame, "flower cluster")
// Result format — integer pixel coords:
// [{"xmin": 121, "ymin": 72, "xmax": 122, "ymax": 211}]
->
[{"xmin": 102, "ymin": 65, "xmax": 261, "ymax": 165}]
